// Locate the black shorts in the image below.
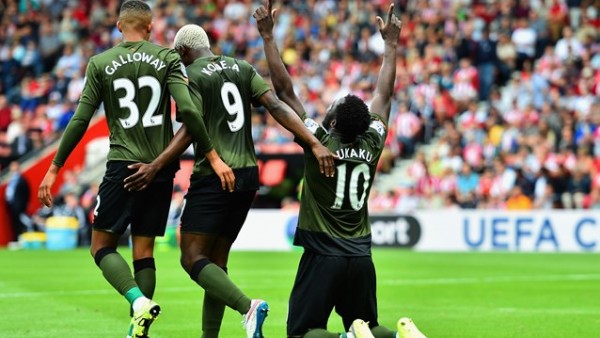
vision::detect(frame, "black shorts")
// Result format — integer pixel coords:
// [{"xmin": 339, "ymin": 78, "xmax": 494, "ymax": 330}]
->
[
  {"xmin": 180, "ymin": 180, "xmax": 256, "ymax": 240},
  {"xmin": 93, "ymin": 161, "xmax": 174, "ymax": 237},
  {"xmin": 287, "ymin": 251, "xmax": 378, "ymax": 337}
]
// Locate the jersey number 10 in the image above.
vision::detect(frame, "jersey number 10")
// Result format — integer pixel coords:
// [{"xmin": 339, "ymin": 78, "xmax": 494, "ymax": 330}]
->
[{"xmin": 332, "ymin": 163, "xmax": 371, "ymax": 211}]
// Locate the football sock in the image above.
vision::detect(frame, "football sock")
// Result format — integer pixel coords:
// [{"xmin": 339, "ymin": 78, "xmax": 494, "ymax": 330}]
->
[
  {"xmin": 125, "ymin": 287, "xmax": 145, "ymax": 307},
  {"xmin": 95, "ymin": 248, "xmax": 139, "ymax": 303},
  {"xmin": 201, "ymin": 266, "xmax": 228, "ymax": 338},
  {"xmin": 133, "ymin": 257, "xmax": 156, "ymax": 299},
  {"xmin": 371, "ymin": 326, "xmax": 396, "ymax": 338},
  {"xmin": 302, "ymin": 329, "xmax": 340, "ymax": 338},
  {"xmin": 191, "ymin": 259, "xmax": 251, "ymax": 315}
]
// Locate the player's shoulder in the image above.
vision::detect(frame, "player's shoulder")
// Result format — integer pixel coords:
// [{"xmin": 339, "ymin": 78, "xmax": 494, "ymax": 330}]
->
[
  {"xmin": 368, "ymin": 113, "xmax": 388, "ymax": 136},
  {"xmin": 303, "ymin": 117, "xmax": 328, "ymax": 141},
  {"xmin": 224, "ymin": 56, "xmax": 255, "ymax": 73},
  {"xmin": 90, "ymin": 47, "xmax": 117, "ymax": 64},
  {"xmin": 142, "ymin": 41, "xmax": 179, "ymax": 59}
]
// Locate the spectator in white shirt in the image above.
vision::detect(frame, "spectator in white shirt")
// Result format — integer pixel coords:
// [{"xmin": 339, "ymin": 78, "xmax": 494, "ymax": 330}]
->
[
  {"xmin": 511, "ymin": 18, "xmax": 537, "ymax": 70},
  {"xmin": 554, "ymin": 26, "xmax": 584, "ymax": 61}
]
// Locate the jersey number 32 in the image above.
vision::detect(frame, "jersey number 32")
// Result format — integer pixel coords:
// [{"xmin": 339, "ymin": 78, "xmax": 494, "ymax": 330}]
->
[{"xmin": 113, "ymin": 76, "xmax": 162, "ymax": 129}]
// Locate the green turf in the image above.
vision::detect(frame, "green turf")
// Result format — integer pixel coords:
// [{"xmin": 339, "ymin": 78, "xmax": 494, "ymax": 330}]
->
[{"xmin": 0, "ymin": 249, "xmax": 599, "ymax": 337}]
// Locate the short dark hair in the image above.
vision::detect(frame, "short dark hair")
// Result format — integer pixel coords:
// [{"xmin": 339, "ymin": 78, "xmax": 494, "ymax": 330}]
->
[
  {"xmin": 119, "ymin": 0, "xmax": 152, "ymax": 30},
  {"xmin": 334, "ymin": 94, "xmax": 370, "ymax": 139},
  {"xmin": 121, "ymin": 0, "xmax": 151, "ymax": 11}
]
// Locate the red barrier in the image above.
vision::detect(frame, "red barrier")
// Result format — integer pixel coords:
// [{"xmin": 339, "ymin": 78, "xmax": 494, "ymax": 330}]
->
[{"xmin": 0, "ymin": 117, "xmax": 109, "ymax": 246}]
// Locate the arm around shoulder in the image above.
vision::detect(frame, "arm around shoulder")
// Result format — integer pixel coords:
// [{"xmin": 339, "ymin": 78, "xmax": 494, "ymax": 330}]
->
[{"xmin": 168, "ymin": 82, "xmax": 214, "ymax": 153}]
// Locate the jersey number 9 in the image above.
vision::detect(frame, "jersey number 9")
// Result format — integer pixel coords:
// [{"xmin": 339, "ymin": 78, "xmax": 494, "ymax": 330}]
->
[{"xmin": 220, "ymin": 82, "xmax": 244, "ymax": 132}]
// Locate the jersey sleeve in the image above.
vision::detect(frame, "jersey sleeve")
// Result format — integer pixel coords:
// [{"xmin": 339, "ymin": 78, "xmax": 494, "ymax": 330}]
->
[
  {"xmin": 78, "ymin": 58, "xmax": 102, "ymax": 108},
  {"xmin": 364, "ymin": 113, "xmax": 388, "ymax": 147},
  {"xmin": 166, "ymin": 51, "xmax": 188, "ymax": 86},
  {"xmin": 52, "ymin": 103, "xmax": 96, "ymax": 167},
  {"xmin": 241, "ymin": 60, "xmax": 270, "ymax": 105},
  {"xmin": 295, "ymin": 117, "xmax": 328, "ymax": 149},
  {"xmin": 170, "ymin": 82, "xmax": 213, "ymax": 153}
]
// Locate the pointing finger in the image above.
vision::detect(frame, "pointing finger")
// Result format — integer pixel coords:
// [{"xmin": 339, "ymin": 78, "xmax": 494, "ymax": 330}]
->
[
  {"xmin": 376, "ymin": 16, "xmax": 384, "ymax": 30},
  {"xmin": 387, "ymin": 3, "xmax": 394, "ymax": 23}
]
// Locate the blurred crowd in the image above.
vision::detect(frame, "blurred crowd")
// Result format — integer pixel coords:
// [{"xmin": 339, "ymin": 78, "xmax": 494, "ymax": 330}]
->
[{"xmin": 1, "ymin": 0, "xmax": 600, "ymax": 223}]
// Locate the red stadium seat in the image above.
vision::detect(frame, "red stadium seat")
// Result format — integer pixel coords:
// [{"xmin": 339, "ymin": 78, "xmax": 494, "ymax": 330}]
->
[{"xmin": 260, "ymin": 159, "xmax": 287, "ymax": 187}]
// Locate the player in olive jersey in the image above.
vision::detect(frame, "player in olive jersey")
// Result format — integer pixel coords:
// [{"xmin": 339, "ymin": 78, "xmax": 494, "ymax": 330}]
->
[
  {"xmin": 256, "ymin": 2, "xmax": 427, "ymax": 338},
  {"xmin": 37, "ymin": 1, "xmax": 233, "ymax": 338},
  {"xmin": 123, "ymin": 24, "xmax": 336, "ymax": 338}
]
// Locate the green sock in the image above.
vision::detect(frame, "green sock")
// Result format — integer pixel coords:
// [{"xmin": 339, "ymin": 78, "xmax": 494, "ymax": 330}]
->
[
  {"xmin": 195, "ymin": 263, "xmax": 251, "ymax": 315},
  {"xmin": 134, "ymin": 268, "xmax": 156, "ymax": 299},
  {"xmin": 201, "ymin": 265, "xmax": 226, "ymax": 338},
  {"xmin": 303, "ymin": 328, "xmax": 341, "ymax": 338},
  {"xmin": 124, "ymin": 287, "xmax": 144, "ymax": 305},
  {"xmin": 201, "ymin": 292, "xmax": 226, "ymax": 338},
  {"xmin": 98, "ymin": 252, "xmax": 139, "ymax": 302},
  {"xmin": 371, "ymin": 326, "xmax": 396, "ymax": 338}
]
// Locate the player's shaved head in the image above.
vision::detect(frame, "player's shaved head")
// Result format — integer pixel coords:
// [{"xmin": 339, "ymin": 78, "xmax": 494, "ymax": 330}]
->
[
  {"xmin": 119, "ymin": 0, "xmax": 152, "ymax": 32},
  {"xmin": 174, "ymin": 24, "xmax": 211, "ymax": 51}
]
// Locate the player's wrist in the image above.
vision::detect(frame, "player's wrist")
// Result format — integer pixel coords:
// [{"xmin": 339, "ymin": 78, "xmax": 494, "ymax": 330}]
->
[
  {"xmin": 308, "ymin": 141, "xmax": 322, "ymax": 150},
  {"xmin": 384, "ymin": 40, "xmax": 398, "ymax": 47},
  {"xmin": 149, "ymin": 160, "xmax": 163, "ymax": 172},
  {"xmin": 261, "ymin": 33, "xmax": 275, "ymax": 41},
  {"xmin": 204, "ymin": 148, "xmax": 220, "ymax": 163},
  {"xmin": 48, "ymin": 163, "xmax": 61, "ymax": 174}
]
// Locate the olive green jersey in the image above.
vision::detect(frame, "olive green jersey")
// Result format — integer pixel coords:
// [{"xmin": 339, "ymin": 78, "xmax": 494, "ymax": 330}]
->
[
  {"xmin": 295, "ymin": 114, "xmax": 388, "ymax": 256},
  {"xmin": 185, "ymin": 56, "xmax": 270, "ymax": 182},
  {"xmin": 79, "ymin": 40, "xmax": 187, "ymax": 163}
]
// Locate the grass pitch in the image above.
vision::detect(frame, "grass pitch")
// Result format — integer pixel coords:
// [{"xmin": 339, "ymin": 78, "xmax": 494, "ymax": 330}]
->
[{"xmin": 0, "ymin": 248, "xmax": 598, "ymax": 337}]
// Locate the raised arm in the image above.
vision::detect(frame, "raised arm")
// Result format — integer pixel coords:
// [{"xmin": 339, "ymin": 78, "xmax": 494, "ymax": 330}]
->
[
  {"xmin": 369, "ymin": 3, "xmax": 402, "ymax": 123},
  {"xmin": 254, "ymin": 0, "xmax": 305, "ymax": 118}
]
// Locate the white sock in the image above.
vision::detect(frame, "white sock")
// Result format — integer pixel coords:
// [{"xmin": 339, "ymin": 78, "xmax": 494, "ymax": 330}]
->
[
  {"xmin": 132, "ymin": 296, "xmax": 149, "ymax": 312},
  {"xmin": 346, "ymin": 333, "xmax": 356, "ymax": 338}
]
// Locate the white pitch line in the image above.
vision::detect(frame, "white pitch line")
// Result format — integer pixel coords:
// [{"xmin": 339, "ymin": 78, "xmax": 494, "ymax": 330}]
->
[
  {"xmin": 0, "ymin": 286, "xmax": 199, "ymax": 299},
  {"xmin": 381, "ymin": 273, "xmax": 600, "ymax": 285},
  {"xmin": 1, "ymin": 274, "xmax": 599, "ymax": 299}
]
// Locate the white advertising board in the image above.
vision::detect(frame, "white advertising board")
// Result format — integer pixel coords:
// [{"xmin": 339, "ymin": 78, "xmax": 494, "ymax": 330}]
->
[
  {"xmin": 412, "ymin": 210, "xmax": 600, "ymax": 252},
  {"xmin": 233, "ymin": 209, "xmax": 600, "ymax": 253},
  {"xmin": 232, "ymin": 210, "xmax": 298, "ymax": 251}
]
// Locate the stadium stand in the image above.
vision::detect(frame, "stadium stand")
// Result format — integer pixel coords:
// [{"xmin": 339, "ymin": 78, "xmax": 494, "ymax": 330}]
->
[{"xmin": 0, "ymin": 0, "xmax": 600, "ymax": 243}]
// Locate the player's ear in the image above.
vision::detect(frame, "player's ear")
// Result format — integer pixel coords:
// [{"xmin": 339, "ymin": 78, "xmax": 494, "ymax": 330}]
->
[
  {"xmin": 116, "ymin": 20, "xmax": 123, "ymax": 33},
  {"xmin": 147, "ymin": 22, "xmax": 152, "ymax": 34},
  {"xmin": 179, "ymin": 45, "xmax": 189, "ymax": 58}
]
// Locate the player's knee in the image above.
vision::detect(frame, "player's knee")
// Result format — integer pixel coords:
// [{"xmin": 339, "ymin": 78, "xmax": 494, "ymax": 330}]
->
[
  {"xmin": 180, "ymin": 252, "xmax": 205, "ymax": 273},
  {"xmin": 209, "ymin": 254, "xmax": 228, "ymax": 268},
  {"xmin": 90, "ymin": 243, "xmax": 114, "ymax": 258},
  {"xmin": 93, "ymin": 247, "xmax": 117, "ymax": 267},
  {"xmin": 179, "ymin": 254, "xmax": 191, "ymax": 272},
  {"xmin": 186, "ymin": 257, "xmax": 213, "ymax": 281}
]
